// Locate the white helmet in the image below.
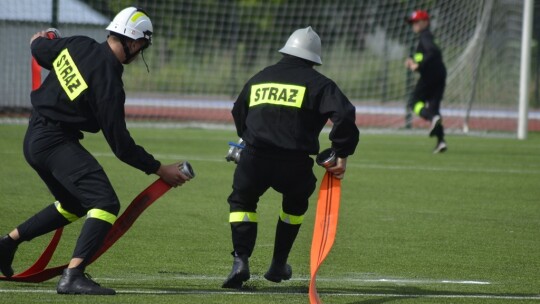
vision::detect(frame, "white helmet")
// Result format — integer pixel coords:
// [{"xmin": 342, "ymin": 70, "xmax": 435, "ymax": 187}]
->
[
  {"xmin": 279, "ymin": 26, "xmax": 322, "ymax": 65},
  {"xmin": 106, "ymin": 7, "xmax": 153, "ymax": 44}
]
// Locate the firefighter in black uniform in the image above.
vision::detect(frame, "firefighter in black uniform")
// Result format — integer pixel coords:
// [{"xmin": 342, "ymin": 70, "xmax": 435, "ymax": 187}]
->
[
  {"xmin": 0, "ymin": 7, "xmax": 189, "ymax": 295},
  {"xmin": 405, "ymin": 10, "xmax": 448, "ymax": 153},
  {"xmin": 222, "ymin": 26, "xmax": 359, "ymax": 289}
]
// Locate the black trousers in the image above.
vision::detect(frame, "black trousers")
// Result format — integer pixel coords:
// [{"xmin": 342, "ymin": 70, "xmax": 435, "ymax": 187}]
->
[
  {"xmin": 22, "ymin": 112, "xmax": 120, "ymax": 217},
  {"xmin": 17, "ymin": 112, "xmax": 119, "ymax": 265},
  {"xmin": 228, "ymin": 147, "xmax": 317, "ymax": 215},
  {"xmin": 409, "ymin": 75, "xmax": 446, "ymax": 121},
  {"xmin": 227, "ymin": 147, "xmax": 317, "ymax": 257}
]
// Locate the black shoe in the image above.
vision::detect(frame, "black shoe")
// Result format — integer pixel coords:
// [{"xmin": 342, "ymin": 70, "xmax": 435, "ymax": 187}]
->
[
  {"xmin": 0, "ymin": 235, "xmax": 18, "ymax": 277},
  {"xmin": 433, "ymin": 141, "xmax": 448, "ymax": 154},
  {"xmin": 264, "ymin": 260, "xmax": 292, "ymax": 283},
  {"xmin": 57, "ymin": 268, "xmax": 116, "ymax": 295},
  {"xmin": 429, "ymin": 115, "xmax": 442, "ymax": 137},
  {"xmin": 222, "ymin": 255, "xmax": 250, "ymax": 289}
]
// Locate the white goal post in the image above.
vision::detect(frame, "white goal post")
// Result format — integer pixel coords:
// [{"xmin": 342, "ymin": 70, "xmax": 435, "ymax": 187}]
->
[{"xmin": 518, "ymin": 0, "xmax": 534, "ymax": 140}]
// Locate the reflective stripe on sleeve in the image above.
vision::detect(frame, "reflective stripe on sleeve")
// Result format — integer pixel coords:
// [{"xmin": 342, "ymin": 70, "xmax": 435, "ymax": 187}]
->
[{"xmin": 414, "ymin": 52, "xmax": 424, "ymax": 63}]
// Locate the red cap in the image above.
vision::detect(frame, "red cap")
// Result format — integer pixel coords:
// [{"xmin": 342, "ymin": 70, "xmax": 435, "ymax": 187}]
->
[{"xmin": 406, "ymin": 10, "xmax": 430, "ymax": 23}]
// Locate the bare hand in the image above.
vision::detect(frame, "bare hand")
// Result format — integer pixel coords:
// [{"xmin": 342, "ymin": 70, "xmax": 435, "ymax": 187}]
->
[
  {"xmin": 326, "ymin": 157, "xmax": 347, "ymax": 180},
  {"xmin": 405, "ymin": 58, "xmax": 418, "ymax": 71},
  {"xmin": 156, "ymin": 163, "xmax": 190, "ymax": 187}
]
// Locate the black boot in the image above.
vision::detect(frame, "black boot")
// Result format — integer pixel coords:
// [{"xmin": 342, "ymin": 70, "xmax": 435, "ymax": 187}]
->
[
  {"xmin": 222, "ymin": 255, "xmax": 250, "ymax": 289},
  {"xmin": 264, "ymin": 259, "xmax": 292, "ymax": 283},
  {"xmin": 264, "ymin": 218, "xmax": 299, "ymax": 283},
  {"xmin": 0, "ymin": 235, "xmax": 18, "ymax": 277},
  {"xmin": 57, "ymin": 268, "xmax": 116, "ymax": 295}
]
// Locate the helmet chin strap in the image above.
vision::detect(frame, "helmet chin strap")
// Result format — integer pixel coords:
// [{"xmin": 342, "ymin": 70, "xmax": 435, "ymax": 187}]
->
[
  {"xmin": 141, "ymin": 50, "xmax": 150, "ymax": 73},
  {"xmin": 109, "ymin": 33, "xmax": 150, "ymax": 72},
  {"xmin": 121, "ymin": 37, "xmax": 150, "ymax": 72},
  {"xmin": 119, "ymin": 37, "xmax": 137, "ymax": 64}
]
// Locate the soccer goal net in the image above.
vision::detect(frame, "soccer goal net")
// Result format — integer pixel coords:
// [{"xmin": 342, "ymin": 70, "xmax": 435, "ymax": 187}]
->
[{"xmin": 1, "ymin": 0, "xmax": 532, "ymax": 134}]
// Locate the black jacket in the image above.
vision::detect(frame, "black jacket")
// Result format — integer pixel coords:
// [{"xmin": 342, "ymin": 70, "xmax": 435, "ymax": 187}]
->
[
  {"xmin": 414, "ymin": 28, "xmax": 447, "ymax": 81},
  {"xmin": 232, "ymin": 56, "xmax": 359, "ymax": 158},
  {"xmin": 30, "ymin": 36, "xmax": 160, "ymax": 174}
]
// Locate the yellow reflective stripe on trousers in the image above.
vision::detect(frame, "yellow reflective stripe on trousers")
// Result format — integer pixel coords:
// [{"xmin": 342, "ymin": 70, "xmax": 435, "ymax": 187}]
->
[
  {"xmin": 54, "ymin": 201, "xmax": 80, "ymax": 222},
  {"xmin": 279, "ymin": 209, "xmax": 304, "ymax": 225},
  {"xmin": 414, "ymin": 52, "xmax": 424, "ymax": 63},
  {"xmin": 87, "ymin": 209, "xmax": 117, "ymax": 224},
  {"xmin": 414, "ymin": 101, "xmax": 425, "ymax": 115},
  {"xmin": 229, "ymin": 212, "xmax": 258, "ymax": 223},
  {"xmin": 250, "ymin": 83, "xmax": 306, "ymax": 108}
]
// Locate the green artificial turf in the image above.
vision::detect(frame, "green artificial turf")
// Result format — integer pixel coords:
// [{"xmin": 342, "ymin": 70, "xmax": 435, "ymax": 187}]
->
[{"xmin": 1, "ymin": 124, "xmax": 539, "ymax": 303}]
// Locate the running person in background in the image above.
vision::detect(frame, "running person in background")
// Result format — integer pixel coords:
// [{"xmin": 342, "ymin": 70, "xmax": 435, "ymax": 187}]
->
[
  {"xmin": 405, "ymin": 10, "xmax": 448, "ymax": 153},
  {"xmin": 222, "ymin": 26, "xmax": 359, "ymax": 289},
  {"xmin": 0, "ymin": 7, "xmax": 189, "ymax": 295}
]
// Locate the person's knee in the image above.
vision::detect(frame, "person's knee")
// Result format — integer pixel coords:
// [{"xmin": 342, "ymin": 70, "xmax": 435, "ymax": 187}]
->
[
  {"xmin": 282, "ymin": 195, "xmax": 310, "ymax": 217},
  {"xmin": 413, "ymin": 101, "xmax": 425, "ymax": 116},
  {"xmin": 102, "ymin": 199, "xmax": 120, "ymax": 215},
  {"xmin": 87, "ymin": 200, "xmax": 120, "ymax": 224},
  {"xmin": 414, "ymin": 101, "xmax": 436, "ymax": 120},
  {"xmin": 86, "ymin": 208, "xmax": 118, "ymax": 225},
  {"xmin": 227, "ymin": 190, "xmax": 259, "ymax": 212},
  {"xmin": 54, "ymin": 201, "xmax": 84, "ymax": 222},
  {"xmin": 279, "ymin": 208, "xmax": 306, "ymax": 225}
]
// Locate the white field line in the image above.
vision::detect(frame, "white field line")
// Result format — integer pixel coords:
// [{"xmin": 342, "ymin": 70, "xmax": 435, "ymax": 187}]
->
[
  {"xmin": 2, "ymin": 149, "xmax": 537, "ymax": 175},
  {"xmin": 0, "ymin": 148, "xmax": 537, "ymax": 175},
  {"xmin": 0, "ymin": 274, "xmax": 537, "ymax": 300},
  {"xmin": 0, "ymin": 288, "xmax": 539, "ymax": 300},
  {"xmin": 86, "ymin": 152, "xmax": 539, "ymax": 175},
  {"xmin": 0, "ymin": 117, "xmax": 521, "ymax": 138},
  {"xmin": 122, "ymin": 97, "xmax": 540, "ymax": 120},
  {"xmin": 92, "ymin": 274, "xmax": 491, "ymax": 285},
  {"xmin": 346, "ymin": 163, "xmax": 540, "ymax": 175}
]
